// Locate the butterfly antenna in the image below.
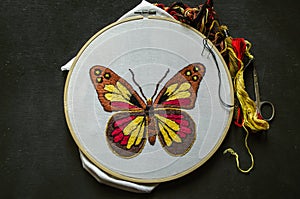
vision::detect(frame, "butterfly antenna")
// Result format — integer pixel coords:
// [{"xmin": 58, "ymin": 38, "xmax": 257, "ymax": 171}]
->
[
  {"xmin": 129, "ymin": 69, "xmax": 148, "ymax": 101},
  {"xmin": 151, "ymin": 68, "xmax": 170, "ymax": 99}
]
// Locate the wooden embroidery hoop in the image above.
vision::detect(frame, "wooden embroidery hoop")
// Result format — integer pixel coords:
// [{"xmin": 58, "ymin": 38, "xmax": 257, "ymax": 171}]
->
[{"xmin": 64, "ymin": 16, "xmax": 234, "ymax": 183}]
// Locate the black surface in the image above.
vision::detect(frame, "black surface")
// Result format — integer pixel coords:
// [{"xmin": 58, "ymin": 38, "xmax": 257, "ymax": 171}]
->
[{"xmin": 0, "ymin": 0, "xmax": 299, "ymax": 198}]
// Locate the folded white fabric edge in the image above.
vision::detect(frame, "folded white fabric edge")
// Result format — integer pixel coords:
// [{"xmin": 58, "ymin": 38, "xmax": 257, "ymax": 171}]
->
[
  {"xmin": 79, "ymin": 151, "xmax": 158, "ymax": 193},
  {"xmin": 61, "ymin": 0, "xmax": 176, "ymax": 193}
]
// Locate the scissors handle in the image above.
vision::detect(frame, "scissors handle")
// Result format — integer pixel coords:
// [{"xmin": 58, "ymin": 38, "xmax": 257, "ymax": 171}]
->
[{"xmin": 257, "ymin": 101, "xmax": 275, "ymax": 122}]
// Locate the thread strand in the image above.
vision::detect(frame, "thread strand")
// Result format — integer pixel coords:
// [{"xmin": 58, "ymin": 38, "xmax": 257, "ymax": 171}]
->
[{"xmin": 223, "ymin": 126, "xmax": 254, "ymax": 173}]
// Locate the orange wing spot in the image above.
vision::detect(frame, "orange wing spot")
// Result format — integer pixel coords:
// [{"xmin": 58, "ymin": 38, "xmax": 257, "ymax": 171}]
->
[
  {"xmin": 185, "ymin": 70, "xmax": 192, "ymax": 76},
  {"xmin": 193, "ymin": 66, "xmax": 199, "ymax": 72},
  {"xmin": 104, "ymin": 73, "xmax": 111, "ymax": 79},
  {"xmin": 94, "ymin": 69, "xmax": 101, "ymax": 76},
  {"xmin": 96, "ymin": 77, "xmax": 103, "ymax": 83},
  {"xmin": 192, "ymin": 75, "xmax": 198, "ymax": 81}
]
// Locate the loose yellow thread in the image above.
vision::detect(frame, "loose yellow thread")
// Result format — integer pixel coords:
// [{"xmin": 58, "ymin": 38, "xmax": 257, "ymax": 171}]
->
[
  {"xmin": 223, "ymin": 126, "xmax": 254, "ymax": 173},
  {"xmin": 206, "ymin": 20, "xmax": 220, "ymax": 38}
]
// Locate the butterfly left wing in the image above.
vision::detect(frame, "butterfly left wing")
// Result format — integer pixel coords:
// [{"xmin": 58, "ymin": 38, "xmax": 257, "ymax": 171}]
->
[
  {"xmin": 154, "ymin": 109, "xmax": 196, "ymax": 156},
  {"xmin": 90, "ymin": 65, "xmax": 146, "ymax": 112},
  {"xmin": 153, "ymin": 63, "xmax": 205, "ymax": 109},
  {"xmin": 106, "ymin": 111, "xmax": 147, "ymax": 158}
]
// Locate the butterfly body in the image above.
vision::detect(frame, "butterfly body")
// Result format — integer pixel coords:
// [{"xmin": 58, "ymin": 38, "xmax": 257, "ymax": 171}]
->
[
  {"xmin": 90, "ymin": 63, "xmax": 205, "ymax": 158},
  {"xmin": 144, "ymin": 99, "xmax": 157, "ymax": 145}
]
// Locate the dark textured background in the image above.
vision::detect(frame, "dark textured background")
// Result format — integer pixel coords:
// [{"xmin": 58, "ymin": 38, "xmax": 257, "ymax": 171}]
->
[{"xmin": 0, "ymin": 0, "xmax": 299, "ymax": 198}]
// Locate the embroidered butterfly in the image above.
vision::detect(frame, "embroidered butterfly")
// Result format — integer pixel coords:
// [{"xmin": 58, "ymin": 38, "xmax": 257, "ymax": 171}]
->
[{"xmin": 89, "ymin": 63, "xmax": 205, "ymax": 158}]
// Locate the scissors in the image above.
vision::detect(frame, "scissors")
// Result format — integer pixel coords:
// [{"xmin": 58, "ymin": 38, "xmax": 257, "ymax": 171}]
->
[{"xmin": 253, "ymin": 66, "xmax": 275, "ymax": 121}]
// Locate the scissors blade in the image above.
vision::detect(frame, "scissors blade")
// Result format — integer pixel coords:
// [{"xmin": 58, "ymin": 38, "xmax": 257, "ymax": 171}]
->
[
  {"xmin": 253, "ymin": 66, "xmax": 261, "ymax": 106},
  {"xmin": 253, "ymin": 66, "xmax": 275, "ymax": 121}
]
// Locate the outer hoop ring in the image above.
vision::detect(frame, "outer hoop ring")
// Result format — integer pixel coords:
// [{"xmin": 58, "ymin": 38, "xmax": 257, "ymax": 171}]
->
[{"xmin": 64, "ymin": 16, "xmax": 234, "ymax": 183}]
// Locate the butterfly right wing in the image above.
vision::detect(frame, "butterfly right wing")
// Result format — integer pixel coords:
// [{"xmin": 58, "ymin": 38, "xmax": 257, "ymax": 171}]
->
[
  {"xmin": 153, "ymin": 63, "xmax": 205, "ymax": 109},
  {"xmin": 90, "ymin": 65, "xmax": 146, "ymax": 112},
  {"xmin": 154, "ymin": 109, "xmax": 196, "ymax": 156},
  {"xmin": 106, "ymin": 111, "xmax": 147, "ymax": 158}
]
